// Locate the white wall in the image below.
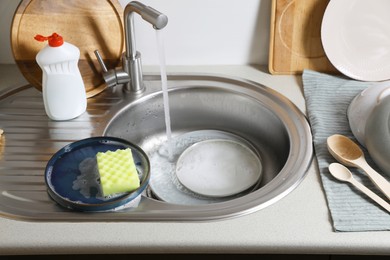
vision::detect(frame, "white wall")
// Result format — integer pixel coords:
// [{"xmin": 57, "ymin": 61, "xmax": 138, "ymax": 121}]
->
[{"xmin": 1, "ymin": 0, "xmax": 271, "ymax": 65}]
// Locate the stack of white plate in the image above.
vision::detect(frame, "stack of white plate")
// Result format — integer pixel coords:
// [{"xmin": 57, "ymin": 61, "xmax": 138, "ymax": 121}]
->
[{"xmin": 321, "ymin": 0, "xmax": 390, "ymax": 82}]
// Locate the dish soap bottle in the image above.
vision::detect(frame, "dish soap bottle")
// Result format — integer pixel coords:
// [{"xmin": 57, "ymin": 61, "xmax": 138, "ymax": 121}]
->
[{"xmin": 34, "ymin": 32, "xmax": 87, "ymax": 121}]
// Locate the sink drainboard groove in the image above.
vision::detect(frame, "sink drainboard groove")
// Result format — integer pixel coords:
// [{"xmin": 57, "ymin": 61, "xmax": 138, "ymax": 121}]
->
[{"xmin": 0, "ymin": 86, "xmax": 114, "ymax": 221}]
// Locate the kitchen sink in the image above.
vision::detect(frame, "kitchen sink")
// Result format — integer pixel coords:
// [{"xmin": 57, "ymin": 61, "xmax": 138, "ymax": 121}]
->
[{"xmin": 0, "ymin": 73, "xmax": 313, "ymax": 222}]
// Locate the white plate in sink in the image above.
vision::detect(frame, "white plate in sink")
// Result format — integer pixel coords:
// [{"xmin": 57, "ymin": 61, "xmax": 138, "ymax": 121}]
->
[
  {"xmin": 148, "ymin": 130, "xmax": 262, "ymax": 205},
  {"xmin": 321, "ymin": 0, "xmax": 390, "ymax": 81},
  {"xmin": 176, "ymin": 139, "xmax": 262, "ymax": 197}
]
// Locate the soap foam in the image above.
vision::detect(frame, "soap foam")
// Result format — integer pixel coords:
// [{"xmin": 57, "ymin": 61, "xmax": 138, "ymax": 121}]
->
[{"xmin": 72, "ymin": 157, "xmax": 125, "ymax": 201}]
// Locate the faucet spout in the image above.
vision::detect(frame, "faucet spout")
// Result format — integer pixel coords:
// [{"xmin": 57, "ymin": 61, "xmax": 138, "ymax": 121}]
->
[
  {"xmin": 124, "ymin": 2, "xmax": 168, "ymax": 60},
  {"xmin": 94, "ymin": 1, "xmax": 168, "ymax": 94}
]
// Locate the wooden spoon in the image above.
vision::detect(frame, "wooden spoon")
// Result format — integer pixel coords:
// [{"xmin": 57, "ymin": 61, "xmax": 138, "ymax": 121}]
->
[
  {"xmin": 327, "ymin": 134, "xmax": 390, "ymax": 200},
  {"xmin": 328, "ymin": 163, "xmax": 390, "ymax": 213}
]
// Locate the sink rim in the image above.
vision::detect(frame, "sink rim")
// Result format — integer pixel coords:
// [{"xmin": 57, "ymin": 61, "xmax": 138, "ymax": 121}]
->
[{"xmin": 0, "ymin": 72, "xmax": 313, "ymax": 222}]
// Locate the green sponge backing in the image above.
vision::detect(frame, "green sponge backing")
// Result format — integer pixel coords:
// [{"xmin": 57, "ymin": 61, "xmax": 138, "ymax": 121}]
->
[{"xmin": 96, "ymin": 148, "xmax": 140, "ymax": 196}]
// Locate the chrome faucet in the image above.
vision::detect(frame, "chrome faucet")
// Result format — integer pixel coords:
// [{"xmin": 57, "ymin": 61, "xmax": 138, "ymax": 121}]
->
[{"xmin": 94, "ymin": 1, "xmax": 168, "ymax": 93}]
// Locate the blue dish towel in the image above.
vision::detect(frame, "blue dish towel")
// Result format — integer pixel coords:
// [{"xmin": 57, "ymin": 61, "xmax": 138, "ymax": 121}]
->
[{"xmin": 302, "ymin": 70, "xmax": 390, "ymax": 232}]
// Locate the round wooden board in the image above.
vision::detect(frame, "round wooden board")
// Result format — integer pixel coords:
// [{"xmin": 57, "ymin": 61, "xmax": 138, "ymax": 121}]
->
[{"xmin": 11, "ymin": 0, "xmax": 124, "ymax": 98}]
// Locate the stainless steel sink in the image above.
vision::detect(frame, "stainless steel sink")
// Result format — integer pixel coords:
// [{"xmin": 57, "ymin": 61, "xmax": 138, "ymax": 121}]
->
[{"xmin": 0, "ymin": 73, "xmax": 313, "ymax": 222}]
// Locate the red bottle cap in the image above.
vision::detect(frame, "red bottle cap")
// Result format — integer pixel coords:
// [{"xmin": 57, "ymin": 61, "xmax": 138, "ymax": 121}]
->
[{"xmin": 34, "ymin": 33, "xmax": 64, "ymax": 47}]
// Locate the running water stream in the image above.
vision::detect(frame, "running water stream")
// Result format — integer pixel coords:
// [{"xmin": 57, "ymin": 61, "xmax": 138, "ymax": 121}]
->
[{"xmin": 155, "ymin": 29, "xmax": 173, "ymax": 158}]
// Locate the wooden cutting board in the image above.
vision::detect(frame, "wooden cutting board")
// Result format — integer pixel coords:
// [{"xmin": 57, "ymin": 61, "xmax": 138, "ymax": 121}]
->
[
  {"xmin": 11, "ymin": 0, "xmax": 124, "ymax": 98},
  {"xmin": 268, "ymin": 0, "xmax": 338, "ymax": 75}
]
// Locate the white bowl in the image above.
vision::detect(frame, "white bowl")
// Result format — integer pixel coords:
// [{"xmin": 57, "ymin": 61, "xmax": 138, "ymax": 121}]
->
[
  {"xmin": 365, "ymin": 95, "xmax": 390, "ymax": 177},
  {"xmin": 347, "ymin": 84, "xmax": 390, "ymax": 147}
]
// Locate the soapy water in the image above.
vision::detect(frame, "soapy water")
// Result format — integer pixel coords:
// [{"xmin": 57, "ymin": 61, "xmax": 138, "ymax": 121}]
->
[
  {"xmin": 72, "ymin": 157, "xmax": 128, "ymax": 201},
  {"xmin": 72, "ymin": 157, "xmax": 101, "ymax": 199},
  {"xmin": 149, "ymin": 133, "xmax": 219, "ymax": 202},
  {"xmin": 147, "ymin": 130, "xmax": 262, "ymax": 204}
]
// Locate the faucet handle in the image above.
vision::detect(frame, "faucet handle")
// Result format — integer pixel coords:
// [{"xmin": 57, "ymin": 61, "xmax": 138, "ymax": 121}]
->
[
  {"xmin": 94, "ymin": 49, "xmax": 130, "ymax": 88},
  {"xmin": 94, "ymin": 50, "xmax": 120, "ymax": 88},
  {"xmin": 94, "ymin": 50, "xmax": 108, "ymax": 73}
]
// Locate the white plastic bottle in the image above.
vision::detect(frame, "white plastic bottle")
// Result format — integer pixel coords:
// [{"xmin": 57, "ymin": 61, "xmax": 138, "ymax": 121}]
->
[{"xmin": 35, "ymin": 33, "xmax": 87, "ymax": 121}]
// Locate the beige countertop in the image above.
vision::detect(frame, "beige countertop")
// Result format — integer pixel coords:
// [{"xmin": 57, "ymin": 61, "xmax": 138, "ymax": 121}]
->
[{"xmin": 0, "ymin": 64, "xmax": 389, "ymax": 256}]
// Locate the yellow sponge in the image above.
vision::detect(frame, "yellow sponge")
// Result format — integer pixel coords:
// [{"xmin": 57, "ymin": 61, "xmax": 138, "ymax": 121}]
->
[{"xmin": 96, "ymin": 148, "xmax": 140, "ymax": 196}]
